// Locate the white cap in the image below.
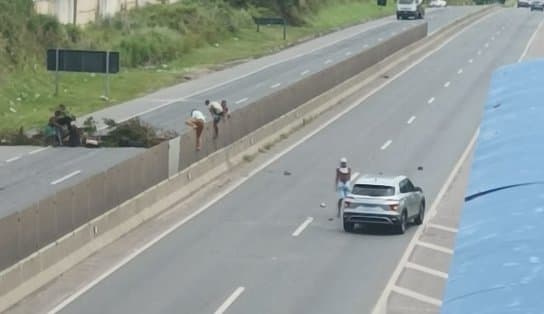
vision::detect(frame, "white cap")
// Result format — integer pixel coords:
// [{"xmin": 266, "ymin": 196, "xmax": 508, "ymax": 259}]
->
[{"xmin": 340, "ymin": 157, "xmax": 347, "ymax": 163}]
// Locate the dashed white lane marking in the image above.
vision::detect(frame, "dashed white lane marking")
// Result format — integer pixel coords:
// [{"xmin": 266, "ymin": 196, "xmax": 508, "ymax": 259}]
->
[
  {"xmin": 468, "ymin": 58, "xmax": 473, "ymax": 63},
  {"xmin": 407, "ymin": 116, "xmax": 416, "ymax": 124},
  {"xmin": 324, "ymin": 59, "xmax": 333, "ymax": 65},
  {"xmin": 235, "ymin": 98, "xmax": 248, "ymax": 104},
  {"xmin": 270, "ymin": 83, "xmax": 281, "ymax": 89},
  {"xmin": 6, "ymin": 156, "xmax": 21, "ymax": 163},
  {"xmin": 457, "ymin": 68, "xmax": 463, "ymax": 74},
  {"xmin": 428, "ymin": 97, "xmax": 435, "ymax": 104},
  {"xmin": 50, "ymin": 170, "xmax": 82, "ymax": 185},
  {"xmin": 29, "ymin": 146, "xmax": 51, "ymax": 155},
  {"xmin": 519, "ymin": 19, "xmax": 544, "ymax": 62},
  {"xmin": 292, "ymin": 217, "xmax": 314, "ymax": 237},
  {"xmin": 392, "ymin": 285, "xmax": 442, "ymax": 306},
  {"xmin": 405, "ymin": 262, "xmax": 449, "ymax": 279},
  {"xmin": 491, "ymin": 36, "xmax": 495, "ymax": 41},
  {"xmin": 345, "ymin": 51, "xmax": 352, "ymax": 56},
  {"xmin": 301, "ymin": 70, "xmax": 310, "ymax": 76},
  {"xmin": 427, "ymin": 223, "xmax": 458, "ymax": 233},
  {"xmin": 381, "ymin": 140, "xmax": 392, "ymax": 150},
  {"xmin": 484, "ymin": 42, "xmax": 489, "ymax": 48},
  {"xmin": 477, "ymin": 50, "xmax": 482, "ymax": 55},
  {"xmin": 416, "ymin": 240, "xmax": 454, "ymax": 254},
  {"xmin": 214, "ymin": 287, "xmax": 245, "ymax": 314},
  {"xmin": 444, "ymin": 81, "xmax": 451, "ymax": 88}
]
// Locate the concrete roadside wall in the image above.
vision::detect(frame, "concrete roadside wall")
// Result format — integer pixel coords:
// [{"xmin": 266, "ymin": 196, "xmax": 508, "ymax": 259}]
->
[{"xmin": 0, "ymin": 23, "xmax": 430, "ymax": 311}]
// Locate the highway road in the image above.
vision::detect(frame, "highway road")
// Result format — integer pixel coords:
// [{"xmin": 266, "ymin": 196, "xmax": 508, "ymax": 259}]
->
[
  {"xmin": 47, "ymin": 7, "xmax": 543, "ymax": 314},
  {"xmin": 0, "ymin": 7, "xmax": 478, "ymax": 218}
]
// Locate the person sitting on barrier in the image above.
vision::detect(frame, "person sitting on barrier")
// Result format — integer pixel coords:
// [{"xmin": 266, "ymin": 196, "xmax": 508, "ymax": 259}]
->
[
  {"xmin": 205, "ymin": 99, "xmax": 225, "ymax": 139},
  {"xmin": 47, "ymin": 111, "xmax": 65, "ymax": 146},
  {"xmin": 185, "ymin": 109, "xmax": 206, "ymax": 151},
  {"xmin": 55, "ymin": 104, "xmax": 75, "ymax": 132}
]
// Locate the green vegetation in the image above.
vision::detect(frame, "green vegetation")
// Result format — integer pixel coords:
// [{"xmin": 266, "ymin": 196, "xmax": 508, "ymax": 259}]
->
[{"xmin": 0, "ymin": 0, "xmax": 396, "ymax": 132}]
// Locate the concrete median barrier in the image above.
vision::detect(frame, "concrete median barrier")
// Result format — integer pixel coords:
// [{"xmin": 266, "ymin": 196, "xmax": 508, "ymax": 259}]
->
[{"xmin": 0, "ymin": 7, "xmax": 497, "ymax": 311}]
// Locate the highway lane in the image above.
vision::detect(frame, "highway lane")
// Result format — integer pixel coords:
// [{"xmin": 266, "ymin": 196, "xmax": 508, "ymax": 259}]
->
[
  {"xmin": 0, "ymin": 7, "xmax": 478, "ymax": 219},
  {"xmin": 140, "ymin": 7, "xmax": 479, "ymax": 133},
  {"xmin": 52, "ymin": 8, "xmax": 542, "ymax": 314}
]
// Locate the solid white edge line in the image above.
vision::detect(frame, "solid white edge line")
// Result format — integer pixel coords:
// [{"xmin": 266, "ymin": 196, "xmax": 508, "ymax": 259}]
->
[
  {"xmin": 301, "ymin": 70, "xmax": 310, "ymax": 76},
  {"xmin": 416, "ymin": 240, "xmax": 454, "ymax": 254},
  {"xmin": 346, "ymin": 51, "xmax": 352, "ymax": 56},
  {"xmin": 49, "ymin": 11, "xmax": 495, "ymax": 313},
  {"xmin": 214, "ymin": 286, "xmax": 245, "ymax": 314},
  {"xmin": 292, "ymin": 217, "xmax": 314, "ymax": 237},
  {"xmin": 324, "ymin": 59, "xmax": 333, "ymax": 64},
  {"xmin": 444, "ymin": 81, "xmax": 450, "ymax": 87},
  {"xmin": 381, "ymin": 140, "xmax": 392, "ymax": 150},
  {"xmin": 405, "ymin": 262, "xmax": 449, "ymax": 279},
  {"xmin": 6, "ymin": 156, "xmax": 21, "ymax": 163},
  {"xmin": 392, "ymin": 285, "xmax": 442, "ymax": 306},
  {"xmin": 378, "ymin": 37, "xmax": 383, "ymax": 42},
  {"xmin": 270, "ymin": 83, "xmax": 281, "ymax": 88},
  {"xmin": 235, "ymin": 98, "xmax": 248, "ymax": 104},
  {"xmin": 96, "ymin": 20, "xmax": 395, "ymax": 130},
  {"xmin": 50, "ymin": 170, "xmax": 82, "ymax": 185},
  {"xmin": 427, "ymin": 223, "xmax": 458, "ymax": 233},
  {"xmin": 518, "ymin": 19, "xmax": 544, "ymax": 62},
  {"xmin": 28, "ymin": 146, "xmax": 51, "ymax": 155},
  {"xmin": 407, "ymin": 116, "xmax": 416, "ymax": 124},
  {"xmin": 428, "ymin": 97, "xmax": 435, "ymax": 104},
  {"xmin": 370, "ymin": 128, "xmax": 479, "ymax": 314}
]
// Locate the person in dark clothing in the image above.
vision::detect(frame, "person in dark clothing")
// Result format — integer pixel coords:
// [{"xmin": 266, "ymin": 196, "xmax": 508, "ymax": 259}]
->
[{"xmin": 48, "ymin": 111, "xmax": 64, "ymax": 146}]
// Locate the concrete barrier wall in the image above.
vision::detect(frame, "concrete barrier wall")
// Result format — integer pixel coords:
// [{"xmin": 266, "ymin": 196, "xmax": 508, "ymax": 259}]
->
[
  {"xmin": 178, "ymin": 23, "xmax": 427, "ymax": 171},
  {"xmin": 0, "ymin": 22, "xmax": 430, "ymax": 305},
  {"xmin": 0, "ymin": 141, "xmax": 169, "ymax": 272}
]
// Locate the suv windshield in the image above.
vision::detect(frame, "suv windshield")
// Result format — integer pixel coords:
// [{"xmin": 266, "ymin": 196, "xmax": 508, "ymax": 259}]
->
[{"xmin": 351, "ymin": 184, "xmax": 395, "ymax": 197}]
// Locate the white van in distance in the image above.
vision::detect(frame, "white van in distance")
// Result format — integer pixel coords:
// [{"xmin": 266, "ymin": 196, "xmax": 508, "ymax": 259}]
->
[{"xmin": 397, "ymin": 0, "xmax": 425, "ymax": 19}]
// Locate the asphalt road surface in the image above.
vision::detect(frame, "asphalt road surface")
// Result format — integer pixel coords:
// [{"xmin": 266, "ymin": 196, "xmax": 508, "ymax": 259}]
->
[
  {"xmin": 0, "ymin": 7, "xmax": 479, "ymax": 218},
  {"xmin": 51, "ymin": 8, "xmax": 543, "ymax": 314}
]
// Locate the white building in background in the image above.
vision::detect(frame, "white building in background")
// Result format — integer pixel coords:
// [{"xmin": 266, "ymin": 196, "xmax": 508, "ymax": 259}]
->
[{"xmin": 33, "ymin": 0, "xmax": 178, "ymax": 25}]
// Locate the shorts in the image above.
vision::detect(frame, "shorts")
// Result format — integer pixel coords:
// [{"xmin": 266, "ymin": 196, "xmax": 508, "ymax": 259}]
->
[
  {"xmin": 337, "ymin": 181, "xmax": 351, "ymax": 199},
  {"xmin": 213, "ymin": 113, "xmax": 223, "ymax": 124}
]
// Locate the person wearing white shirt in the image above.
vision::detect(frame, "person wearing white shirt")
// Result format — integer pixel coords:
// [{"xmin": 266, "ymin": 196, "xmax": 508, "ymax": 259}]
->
[{"xmin": 185, "ymin": 109, "xmax": 206, "ymax": 150}]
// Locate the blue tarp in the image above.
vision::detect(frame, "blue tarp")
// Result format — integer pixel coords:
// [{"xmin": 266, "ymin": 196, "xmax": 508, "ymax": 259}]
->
[{"xmin": 441, "ymin": 59, "xmax": 544, "ymax": 314}]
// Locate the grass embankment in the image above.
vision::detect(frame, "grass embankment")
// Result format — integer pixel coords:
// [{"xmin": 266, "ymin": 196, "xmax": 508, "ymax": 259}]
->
[{"xmin": 0, "ymin": 0, "xmax": 395, "ymax": 132}]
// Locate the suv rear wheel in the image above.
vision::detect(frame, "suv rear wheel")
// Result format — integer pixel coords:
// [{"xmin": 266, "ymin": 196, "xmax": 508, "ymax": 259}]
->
[{"xmin": 394, "ymin": 211, "xmax": 407, "ymax": 234}]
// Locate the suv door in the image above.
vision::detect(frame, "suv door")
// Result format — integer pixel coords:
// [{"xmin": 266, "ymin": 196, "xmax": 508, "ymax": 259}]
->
[{"xmin": 400, "ymin": 179, "xmax": 417, "ymax": 217}]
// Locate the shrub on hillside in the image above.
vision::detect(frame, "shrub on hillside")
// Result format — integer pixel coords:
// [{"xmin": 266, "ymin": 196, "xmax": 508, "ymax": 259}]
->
[{"xmin": 119, "ymin": 27, "xmax": 184, "ymax": 67}]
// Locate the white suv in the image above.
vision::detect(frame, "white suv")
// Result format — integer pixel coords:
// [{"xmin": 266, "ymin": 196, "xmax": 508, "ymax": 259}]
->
[{"xmin": 343, "ymin": 175, "xmax": 426, "ymax": 234}]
